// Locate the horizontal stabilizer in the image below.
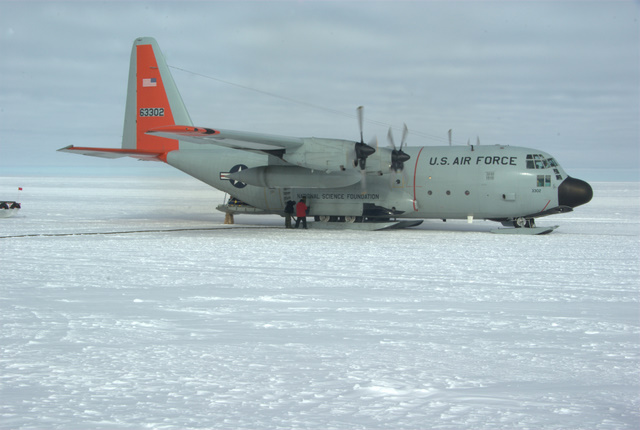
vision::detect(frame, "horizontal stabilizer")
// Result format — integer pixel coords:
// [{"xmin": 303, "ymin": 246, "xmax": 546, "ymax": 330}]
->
[
  {"xmin": 147, "ymin": 125, "xmax": 304, "ymax": 152},
  {"xmin": 57, "ymin": 145, "xmax": 163, "ymax": 161}
]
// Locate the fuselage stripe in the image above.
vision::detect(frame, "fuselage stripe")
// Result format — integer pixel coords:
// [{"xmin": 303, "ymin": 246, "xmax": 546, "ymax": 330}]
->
[
  {"xmin": 413, "ymin": 147, "xmax": 425, "ymax": 211},
  {"xmin": 542, "ymin": 200, "xmax": 551, "ymax": 212}
]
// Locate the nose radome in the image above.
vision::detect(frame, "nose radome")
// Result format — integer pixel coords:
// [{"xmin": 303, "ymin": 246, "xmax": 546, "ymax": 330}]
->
[{"xmin": 558, "ymin": 176, "xmax": 593, "ymax": 208}]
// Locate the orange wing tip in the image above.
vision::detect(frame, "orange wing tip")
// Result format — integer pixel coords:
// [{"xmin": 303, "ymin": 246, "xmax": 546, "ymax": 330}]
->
[{"xmin": 147, "ymin": 125, "xmax": 220, "ymax": 137}]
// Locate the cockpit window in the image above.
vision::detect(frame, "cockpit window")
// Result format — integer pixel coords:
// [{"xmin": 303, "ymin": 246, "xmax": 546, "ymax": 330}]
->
[
  {"xmin": 527, "ymin": 154, "xmax": 563, "ymax": 180},
  {"xmin": 526, "ymin": 154, "xmax": 553, "ymax": 169},
  {"xmin": 535, "ymin": 154, "xmax": 548, "ymax": 169}
]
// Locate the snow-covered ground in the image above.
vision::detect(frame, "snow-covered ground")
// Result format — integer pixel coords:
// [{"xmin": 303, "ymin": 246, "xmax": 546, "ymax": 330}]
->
[{"xmin": 1, "ymin": 176, "xmax": 638, "ymax": 430}]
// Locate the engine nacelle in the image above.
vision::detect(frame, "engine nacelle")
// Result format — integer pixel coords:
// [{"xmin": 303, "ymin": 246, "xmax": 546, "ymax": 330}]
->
[{"xmin": 283, "ymin": 137, "xmax": 360, "ymax": 172}]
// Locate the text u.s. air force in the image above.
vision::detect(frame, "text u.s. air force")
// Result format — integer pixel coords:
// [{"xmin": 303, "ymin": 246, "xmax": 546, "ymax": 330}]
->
[{"xmin": 429, "ymin": 156, "xmax": 518, "ymax": 166}]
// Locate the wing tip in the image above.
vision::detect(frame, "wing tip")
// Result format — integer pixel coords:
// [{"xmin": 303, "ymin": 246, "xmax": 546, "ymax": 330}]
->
[{"xmin": 57, "ymin": 146, "xmax": 165, "ymax": 161}]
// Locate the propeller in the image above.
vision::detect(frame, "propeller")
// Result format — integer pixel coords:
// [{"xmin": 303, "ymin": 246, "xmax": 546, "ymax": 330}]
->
[
  {"xmin": 354, "ymin": 106, "xmax": 376, "ymax": 170},
  {"xmin": 387, "ymin": 124, "xmax": 411, "ymax": 172}
]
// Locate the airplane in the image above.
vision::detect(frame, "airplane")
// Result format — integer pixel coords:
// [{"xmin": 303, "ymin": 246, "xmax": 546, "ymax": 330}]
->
[{"xmin": 58, "ymin": 37, "xmax": 593, "ymax": 234}]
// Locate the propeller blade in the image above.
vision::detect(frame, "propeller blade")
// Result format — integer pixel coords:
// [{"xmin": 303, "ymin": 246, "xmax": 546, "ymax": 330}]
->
[
  {"xmin": 357, "ymin": 106, "xmax": 364, "ymax": 144},
  {"xmin": 448, "ymin": 129, "xmax": 452, "ymax": 146},
  {"xmin": 387, "ymin": 127, "xmax": 396, "ymax": 149},
  {"xmin": 354, "ymin": 106, "xmax": 375, "ymax": 170},
  {"xmin": 361, "ymin": 135, "xmax": 376, "ymax": 189},
  {"xmin": 400, "ymin": 123, "xmax": 408, "ymax": 149},
  {"xmin": 387, "ymin": 125, "xmax": 411, "ymax": 172},
  {"xmin": 360, "ymin": 169, "xmax": 367, "ymax": 191}
]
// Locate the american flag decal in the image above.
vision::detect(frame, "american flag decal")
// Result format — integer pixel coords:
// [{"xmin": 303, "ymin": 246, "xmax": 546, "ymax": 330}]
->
[{"xmin": 142, "ymin": 78, "xmax": 157, "ymax": 87}]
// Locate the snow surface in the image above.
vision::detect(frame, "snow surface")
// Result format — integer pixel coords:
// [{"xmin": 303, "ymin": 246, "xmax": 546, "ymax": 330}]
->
[{"xmin": 1, "ymin": 176, "xmax": 639, "ymax": 430}]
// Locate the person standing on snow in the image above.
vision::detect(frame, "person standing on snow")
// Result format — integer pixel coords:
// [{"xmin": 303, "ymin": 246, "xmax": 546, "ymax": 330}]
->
[
  {"xmin": 295, "ymin": 197, "xmax": 310, "ymax": 229},
  {"xmin": 284, "ymin": 200, "xmax": 295, "ymax": 229}
]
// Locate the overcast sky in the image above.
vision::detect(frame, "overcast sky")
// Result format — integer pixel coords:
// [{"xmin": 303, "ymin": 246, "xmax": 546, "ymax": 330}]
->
[{"xmin": 1, "ymin": 1, "xmax": 638, "ymax": 181}]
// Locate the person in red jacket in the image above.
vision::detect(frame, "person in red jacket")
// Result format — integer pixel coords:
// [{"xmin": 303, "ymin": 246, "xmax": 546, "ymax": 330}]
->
[{"xmin": 295, "ymin": 197, "xmax": 310, "ymax": 229}]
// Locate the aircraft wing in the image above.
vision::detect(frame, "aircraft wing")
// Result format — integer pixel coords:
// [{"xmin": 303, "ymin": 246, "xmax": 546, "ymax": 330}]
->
[
  {"xmin": 57, "ymin": 145, "xmax": 164, "ymax": 161},
  {"xmin": 146, "ymin": 126, "xmax": 305, "ymax": 152}
]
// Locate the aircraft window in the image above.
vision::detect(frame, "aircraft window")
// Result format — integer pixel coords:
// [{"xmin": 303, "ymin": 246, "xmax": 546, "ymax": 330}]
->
[
  {"xmin": 527, "ymin": 154, "xmax": 550, "ymax": 169},
  {"xmin": 537, "ymin": 175, "xmax": 552, "ymax": 187},
  {"xmin": 547, "ymin": 158, "xmax": 559, "ymax": 167},
  {"xmin": 526, "ymin": 154, "xmax": 534, "ymax": 169},
  {"xmin": 533, "ymin": 154, "xmax": 548, "ymax": 169}
]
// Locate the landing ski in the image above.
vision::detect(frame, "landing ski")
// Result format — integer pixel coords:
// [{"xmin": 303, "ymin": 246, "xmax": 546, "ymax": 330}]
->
[
  {"xmin": 310, "ymin": 220, "xmax": 423, "ymax": 231},
  {"xmin": 491, "ymin": 225, "xmax": 559, "ymax": 235}
]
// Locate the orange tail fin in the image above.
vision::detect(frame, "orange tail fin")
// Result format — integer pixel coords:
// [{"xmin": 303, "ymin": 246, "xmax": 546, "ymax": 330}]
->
[{"xmin": 121, "ymin": 37, "xmax": 192, "ymax": 160}]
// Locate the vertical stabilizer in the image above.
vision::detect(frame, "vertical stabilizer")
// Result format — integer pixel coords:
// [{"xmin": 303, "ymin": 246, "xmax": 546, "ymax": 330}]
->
[{"xmin": 122, "ymin": 37, "xmax": 192, "ymax": 158}]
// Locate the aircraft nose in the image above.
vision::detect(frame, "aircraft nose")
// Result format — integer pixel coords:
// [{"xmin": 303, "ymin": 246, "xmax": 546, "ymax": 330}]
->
[{"xmin": 558, "ymin": 176, "xmax": 593, "ymax": 208}]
